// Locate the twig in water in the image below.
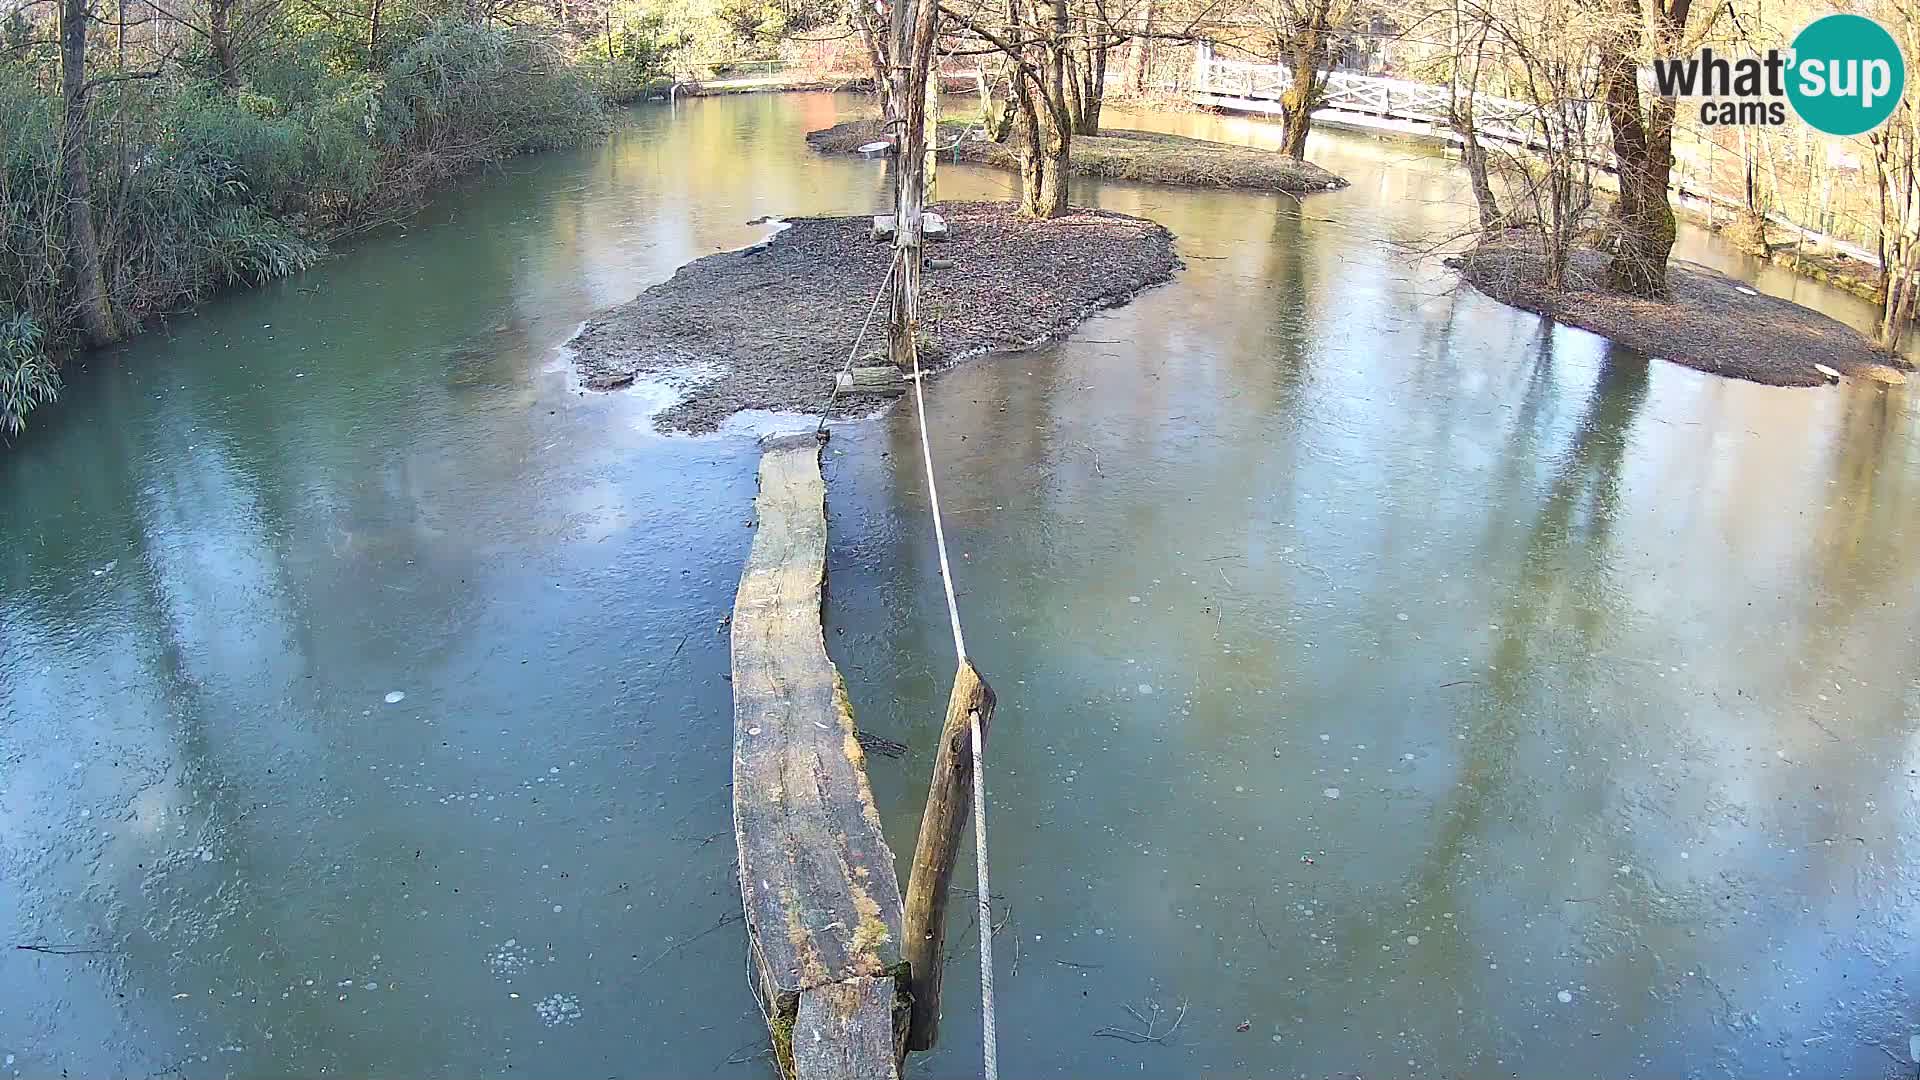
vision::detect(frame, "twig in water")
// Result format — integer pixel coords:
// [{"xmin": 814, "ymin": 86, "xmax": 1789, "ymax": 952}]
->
[
  {"xmin": 14, "ymin": 943, "xmax": 107, "ymax": 955},
  {"xmin": 1054, "ymin": 959, "xmax": 1104, "ymax": 969},
  {"xmin": 1438, "ymin": 679, "xmax": 1479, "ymax": 689},
  {"xmin": 1094, "ymin": 998, "xmax": 1189, "ymax": 1044},
  {"xmin": 633, "ymin": 911, "xmax": 744, "ymax": 976},
  {"xmin": 1247, "ymin": 898, "xmax": 1277, "ymax": 950},
  {"xmin": 721, "ymin": 1042, "xmax": 772, "ymax": 1067},
  {"xmin": 855, "ymin": 730, "xmax": 908, "ymax": 758}
]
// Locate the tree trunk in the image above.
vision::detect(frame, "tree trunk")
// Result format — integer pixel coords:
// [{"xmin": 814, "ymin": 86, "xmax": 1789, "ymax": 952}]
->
[
  {"xmin": 1601, "ymin": 52, "xmax": 1676, "ymax": 297},
  {"xmin": 59, "ymin": 0, "xmax": 118, "ymax": 349},
  {"xmin": 1011, "ymin": 67, "xmax": 1069, "ymax": 218},
  {"xmin": 1063, "ymin": 38, "xmax": 1084, "ymax": 133},
  {"xmin": 886, "ymin": 0, "xmax": 938, "ymax": 368},
  {"xmin": 1878, "ymin": 134, "xmax": 1917, "ymax": 351},
  {"xmin": 1012, "ymin": 75, "xmax": 1042, "ymax": 208},
  {"xmin": 208, "ymin": 0, "xmax": 236, "ymax": 84},
  {"xmin": 1032, "ymin": 0, "xmax": 1072, "ymax": 215},
  {"xmin": 366, "ymin": 0, "xmax": 380, "ymax": 64},
  {"xmin": 1459, "ymin": 119, "xmax": 1501, "ymax": 234},
  {"xmin": 850, "ymin": 0, "xmax": 890, "ymax": 112},
  {"xmin": 1599, "ymin": 0, "xmax": 1693, "ymax": 298},
  {"xmin": 1278, "ymin": 40, "xmax": 1316, "ymax": 158},
  {"xmin": 1033, "ymin": 113, "xmax": 1068, "ymax": 216},
  {"xmin": 1275, "ymin": 0, "xmax": 1334, "ymax": 158},
  {"xmin": 1073, "ymin": 35, "xmax": 1106, "ymax": 135},
  {"xmin": 1123, "ymin": 0, "xmax": 1151, "ymax": 94}
]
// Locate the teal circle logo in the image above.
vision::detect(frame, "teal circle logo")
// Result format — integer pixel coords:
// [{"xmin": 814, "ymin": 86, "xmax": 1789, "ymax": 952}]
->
[{"xmin": 1787, "ymin": 14, "xmax": 1905, "ymax": 136}]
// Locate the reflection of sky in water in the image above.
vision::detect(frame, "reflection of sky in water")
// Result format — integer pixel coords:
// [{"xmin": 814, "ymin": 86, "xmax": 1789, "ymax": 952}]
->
[{"xmin": 0, "ymin": 91, "xmax": 1915, "ymax": 1080}]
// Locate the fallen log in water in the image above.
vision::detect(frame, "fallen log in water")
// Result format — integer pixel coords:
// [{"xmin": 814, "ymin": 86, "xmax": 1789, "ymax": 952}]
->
[{"xmin": 731, "ymin": 432, "xmax": 908, "ymax": 1080}]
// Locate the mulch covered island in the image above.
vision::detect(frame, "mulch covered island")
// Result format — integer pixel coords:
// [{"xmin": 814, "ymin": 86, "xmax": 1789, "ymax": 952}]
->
[
  {"xmin": 1452, "ymin": 238, "xmax": 1910, "ymax": 387},
  {"xmin": 571, "ymin": 201, "xmax": 1179, "ymax": 432},
  {"xmin": 807, "ymin": 120, "xmax": 1348, "ymax": 194}
]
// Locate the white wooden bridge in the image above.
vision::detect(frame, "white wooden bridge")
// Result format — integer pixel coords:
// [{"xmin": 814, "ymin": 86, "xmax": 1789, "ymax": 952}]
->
[
  {"xmin": 1186, "ymin": 44, "xmax": 1878, "ymax": 266},
  {"xmin": 1189, "ymin": 44, "xmax": 1561, "ymax": 149}
]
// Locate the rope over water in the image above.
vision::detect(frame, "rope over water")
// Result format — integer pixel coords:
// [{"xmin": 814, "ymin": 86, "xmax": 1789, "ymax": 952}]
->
[
  {"xmin": 907, "ymin": 308, "xmax": 996, "ymax": 1080},
  {"xmin": 811, "ymin": 238, "xmax": 997, "ymax": 1079},
  {"xmin": 816, "ymin": 249, "xmax": 902, "ymax": 436}
]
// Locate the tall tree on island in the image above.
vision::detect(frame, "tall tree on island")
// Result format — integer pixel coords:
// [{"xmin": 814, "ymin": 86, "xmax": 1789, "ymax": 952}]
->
[
  {"xmin": 1272, "ymin": 0, "xmax": 1348, "ymax": 159},
  {"xmin": 1595, "ymin": 0, "xmax": 1717, "ymax": 297},
  {"xmin": 940, "ymin": 0, "xmax": 1076, "ymax": 216},
  {"xmin": 1217, "ymin": 0, "xmax": 1354, "ymax": 159}
]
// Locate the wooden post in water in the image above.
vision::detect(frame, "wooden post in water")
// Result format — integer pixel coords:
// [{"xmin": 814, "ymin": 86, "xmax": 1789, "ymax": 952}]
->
[{"xmin": 901, "ymin": 660, "xmax": 996, "ymax": 1051}]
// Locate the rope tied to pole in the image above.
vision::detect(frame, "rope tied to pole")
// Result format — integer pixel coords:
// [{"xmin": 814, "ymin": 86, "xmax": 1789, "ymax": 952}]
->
[
  {"xmin": 907, "ymin": 321, "xmax": 997, "ymax": 1080},
  {"xmin": 816, "ymin": 249, "xmax": 903, "ymax": 436}
]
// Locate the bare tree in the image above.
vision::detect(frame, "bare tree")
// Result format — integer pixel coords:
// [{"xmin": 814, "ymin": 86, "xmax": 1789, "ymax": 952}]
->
[
  {"xmin": 940, "ymin": 0, "xmax": 1075, "ymax": 215},
  {"xmin": 1868, "ymin": 0, "xmax": 1918, "ymax": 350},
  {"xmin": 1471, "ymin": 0, "xmax": 1609, "ymax": 288},
  {"xmin": 1446, "ymin": 0, "xmax": 1501, "ymax": 232}
]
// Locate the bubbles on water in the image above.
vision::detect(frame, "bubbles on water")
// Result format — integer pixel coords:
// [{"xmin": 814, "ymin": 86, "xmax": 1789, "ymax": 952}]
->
[
  {"xmin": 486, "ymin": 939, "xmax": 531, "ymax": 980},
  {"xmin": 1322, "ymin": 788, "xmax": 1341, "ymax": 799},
  {"xmin": 384, "ymin": 691, "xmax": 406, "ymax": 704},
  {"xmin": 534, "ymin": 993, "xmax": 582, "ymax": 1027},
  {"xmin": 1137, "ymin": 684, "xmax": 1154, "ymax": 695},
  {"xmin": 1557, "ymin": 990, "xmax": 1573, "ymax": 1004}
]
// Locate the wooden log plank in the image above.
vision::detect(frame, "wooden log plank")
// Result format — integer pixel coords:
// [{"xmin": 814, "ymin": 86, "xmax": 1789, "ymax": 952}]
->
[
  {"xmin": 792, "ymin": 977, "xmax": 904, "ymax": 1080},
  {"xmin": 732, "ymin": 432, "xmax": 908, "ymax": 1078},
  {"xmin": 901, "ymin": 659, "xmax": 996, "ymax": 1051}
]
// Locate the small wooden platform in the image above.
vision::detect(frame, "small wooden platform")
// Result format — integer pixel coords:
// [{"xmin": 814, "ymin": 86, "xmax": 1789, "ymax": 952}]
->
[
  {"xmin": 871, "ymin": 211, "xmax": 948, "ymax": 241},
  {"xmin": 835, "ymin": 365, "xmax": 907, "ymax": 395},
  {"xmin": 732, "ymin": 433, "xmax": 908, "ymax": 1079}
]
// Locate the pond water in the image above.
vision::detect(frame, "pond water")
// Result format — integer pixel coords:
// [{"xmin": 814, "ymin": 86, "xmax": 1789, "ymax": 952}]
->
[{"xmin": 3, "ymin": 91, "xmax": 1917, "ymax": 1079}]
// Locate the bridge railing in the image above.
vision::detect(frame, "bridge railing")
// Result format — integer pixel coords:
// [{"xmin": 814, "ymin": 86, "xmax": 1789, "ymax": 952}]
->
[
  {"xmin": 1188, "ymin": 44, "xmax": 1879, "ymax": 269},
  {"xmin": 1197, "ymin": 56, "xmax": 1535, "ymax": 125}
]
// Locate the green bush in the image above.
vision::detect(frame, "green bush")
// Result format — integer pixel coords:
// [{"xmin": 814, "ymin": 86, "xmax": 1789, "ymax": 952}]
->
[
  {"xmin": 590, "ymin": 12, "xmax": 680, "ymax": 103},
  {"xmin": 381, "ymin": 22, "xmax": 607, "ymax": 161},
  {"xmin": 0, "ymin": 312, "xmax": 56, "ymax": 438},
  {"xmin": 0, "ymin": 19, "xmax": 614, "ymax": 445}
]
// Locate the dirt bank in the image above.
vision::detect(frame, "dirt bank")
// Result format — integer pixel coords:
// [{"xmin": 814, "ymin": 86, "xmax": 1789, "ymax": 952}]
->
[
  {"xmin": 571, "ymin": 201, "xmax": 1180, "ymax": 432},
  {"xmin": 1451, "ymin": 237, "xmax": 1909, "ymax": 387},
  {"xmin": 807, "ymin": 119, "xmax": 1348, "ymax": 194}
]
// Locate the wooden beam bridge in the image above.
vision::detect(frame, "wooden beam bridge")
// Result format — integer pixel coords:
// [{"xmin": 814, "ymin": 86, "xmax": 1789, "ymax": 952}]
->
[{"xmin": 732, "ymin": 434, "xmax": 907, "ymax": 1080}]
